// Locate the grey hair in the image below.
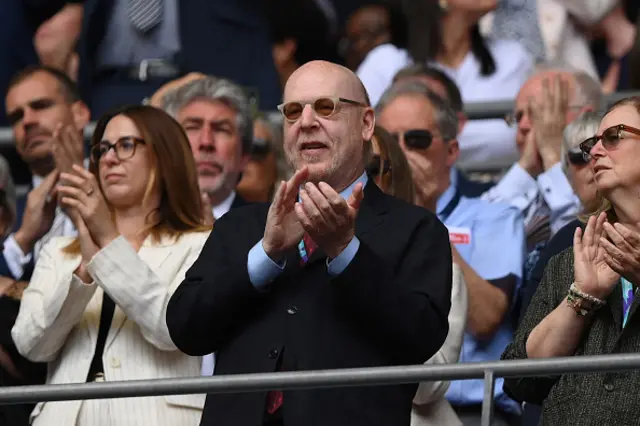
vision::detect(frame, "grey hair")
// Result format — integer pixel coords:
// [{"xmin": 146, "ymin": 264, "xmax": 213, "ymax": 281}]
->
[
  {"xmin": 529, "ymin": 61, "xmax": 603, "ymax": 112},
  {"xmin": 161, "ymin": 76, "xmax": 254, "ymax": 153},
  {"xmin": 561, "ymin": 110, "xmax": 602, "ymax": 174},
  {"xmin": 375, "ymin": 81, "xmax": 458, "ymax": 141}
]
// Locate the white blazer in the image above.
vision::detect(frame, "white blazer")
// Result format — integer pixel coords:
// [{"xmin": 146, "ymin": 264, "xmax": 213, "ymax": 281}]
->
[
  {"xmin": 411, "ymin": 263, "xmax": 468, "ymax": 426},
  {"xmin": 12, "ymin": 231, "xmax": 211, "ymax": 426}
]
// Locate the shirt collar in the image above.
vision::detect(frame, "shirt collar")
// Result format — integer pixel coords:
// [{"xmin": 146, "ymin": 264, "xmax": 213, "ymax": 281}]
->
[
  {"xmin": 436, "ymin": 168, "xmax": 458, "ymax": 217},
  {"xmin": 212, "ymin": 191, "xmax": 236, "ymax": 220}
]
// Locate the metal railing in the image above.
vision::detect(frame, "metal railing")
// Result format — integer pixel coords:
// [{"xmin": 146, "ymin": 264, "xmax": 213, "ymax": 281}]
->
[{"xmin": 1, "ymin": 353, "xmax": 640, "ymax": 425}]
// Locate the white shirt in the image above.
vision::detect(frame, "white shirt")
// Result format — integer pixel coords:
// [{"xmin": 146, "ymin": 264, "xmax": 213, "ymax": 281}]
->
[
  {"xmin": 357, "ymin": 39, "xmax": 533, "ymax": 171},
  {"xmin": 3, "ymin": 175, "xmax": 76, "ymax": 279},
  {"xmin": 211, "ymin": 190, "xmax": 236, "ymax": 220},
  {"xmin": 481, "ymin": 162, "xmax": 581, "ymax": 236},
  {"xmin": 201, "ymin": 190, "xmax": 237, "ymax": 377}
]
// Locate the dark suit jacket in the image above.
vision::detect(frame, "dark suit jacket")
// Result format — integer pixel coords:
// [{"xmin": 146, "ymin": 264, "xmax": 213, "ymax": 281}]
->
[
  {"xmin": 0, "ymin": 193, "xmax": 33, "ymax": 280},
  {"xmin": 77, "ymin": 0, "xmax": 281, "ymax": 110},
  {"xmin": 166, "ymin": 182, "xmax": 452, "ymax": 426}
]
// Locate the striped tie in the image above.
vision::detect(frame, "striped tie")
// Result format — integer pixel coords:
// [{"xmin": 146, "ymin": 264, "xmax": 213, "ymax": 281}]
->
[{"xmin": 128, "ymin": 0, "xmax": 163, "ymax": 33}]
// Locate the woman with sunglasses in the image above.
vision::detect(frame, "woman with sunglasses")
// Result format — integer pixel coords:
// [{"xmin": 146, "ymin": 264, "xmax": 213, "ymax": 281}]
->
[
  {"xmin": 502, "ymin": 97, "xmax": 640, "ymax": 425},
  {"xmin": 368, "ymin": 126, "xmax": 467, "ymax": 426},
  {"xmin": 12, "ymin": 105, "xmax": 211, "ymax": 426}
]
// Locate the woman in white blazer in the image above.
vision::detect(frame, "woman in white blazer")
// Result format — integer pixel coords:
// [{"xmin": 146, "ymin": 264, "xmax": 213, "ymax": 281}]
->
[
  {"xmin": 370, "ymin": 127, "xmax": 467, "ymax": 426},
  {"xmin": 12, "ymin": 105, "xmax": 212, "ymax": 426}
]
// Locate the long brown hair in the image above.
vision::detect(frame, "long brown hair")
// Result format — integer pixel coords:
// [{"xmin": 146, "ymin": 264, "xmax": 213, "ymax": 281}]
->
[
  {"xmin": 585, "ymin": 96, "xmax": 640, "ymax": 224},
  {"xmin": 372, "ymin": 126, "xmax": 415, "ymax": 204},
  {"xmin": 64, "ymin": 105, "xmax": 210, "ymax": 254}
]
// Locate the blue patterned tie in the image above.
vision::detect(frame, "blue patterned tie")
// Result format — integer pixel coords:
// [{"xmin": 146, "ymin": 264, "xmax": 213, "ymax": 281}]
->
[{"xmin": 128, "ymin": 0, "xmax": 163, "ymax": 33}]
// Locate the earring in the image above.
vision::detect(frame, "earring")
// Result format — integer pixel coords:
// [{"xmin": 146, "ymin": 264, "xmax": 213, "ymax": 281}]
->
[{"xmin": 439, "ymin": 0, "xmax": 448, "ymax": 12}]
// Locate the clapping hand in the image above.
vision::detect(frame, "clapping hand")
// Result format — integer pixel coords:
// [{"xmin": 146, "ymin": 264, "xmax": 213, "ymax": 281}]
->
[
  {"xmin": 600, "ymin": 221, "xmax": 640, "ymax": 286},
  {"xmin": 51, "ymin": 122, "xmax": 84, "ymax": 175},
  {"xmin": 58, "ymin": 165, "xmax": 119, "ymax": 248},
  {"xmin": 529, "ymin": 76, "xmax": 569, "ymax": 170},
  {"xmin": 295, "ymin": 181, "xmax": 363, "ymax": 259},
  {"xmin": 573, "ymin": 213, "xmax": 620, "ymax": 300},
  {"xmin": 262, "ymin": 168, "xmax": 310, "ymax": 262}
]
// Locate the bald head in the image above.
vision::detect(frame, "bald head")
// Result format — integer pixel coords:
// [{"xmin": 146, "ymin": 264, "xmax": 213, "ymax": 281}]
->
[
  {"xmin": 284, "ymin": 60, "xmax": 370, "ymax": 106},
  {"xmin": 280, "ymin": 60, "xmax": 376, "ymax": 192}
]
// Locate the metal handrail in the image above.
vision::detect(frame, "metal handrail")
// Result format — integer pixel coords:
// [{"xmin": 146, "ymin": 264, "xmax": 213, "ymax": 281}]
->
[{"xmin": 2, "ymin": 353, "xmax": 640, "ymax": 426}]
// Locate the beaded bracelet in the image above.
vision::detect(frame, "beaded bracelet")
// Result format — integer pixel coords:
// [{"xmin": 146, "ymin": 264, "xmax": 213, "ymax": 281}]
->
[
  {"xmin": 569, "ymin": 283, "xmax": 607, "ymax": 308},
  {"xmin": 566, "ymin": 283, "xmax": 606, "ymax": 316}
]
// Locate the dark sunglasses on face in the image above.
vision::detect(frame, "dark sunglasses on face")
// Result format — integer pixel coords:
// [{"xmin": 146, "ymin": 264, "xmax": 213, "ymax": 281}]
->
[
  {"xmin": 366, "ymin": 155, "xmax": 391, "ymax": 176},
  {"xmin": 90, "ymin": 136, "xmax": 146, "ymax": 163},
  {"xmin": 579, "ymin": 124, "xmax": 640, "ymax": 160},
  {"xmin": 391, "ymin": 129, "xmax": 434, "ymax": 150},
  {"xmin": 251, "ymin": 138, "xmax": 272, "ymax": 161},
  {"xmin": 277, "ymin": 97, "xmax": 366, "ymax": 122},
  {"xmin": 6, "ymin": 98, "xmax": 57, "ymax": 126},
  {"xmin": 566, "ymin": 147, "xmax": 589, "ymax": 166}
]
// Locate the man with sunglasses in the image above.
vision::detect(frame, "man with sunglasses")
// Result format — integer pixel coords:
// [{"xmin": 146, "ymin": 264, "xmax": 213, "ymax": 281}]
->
[
  {"xmin": 377, "ymin": 82, "xmax": 526, "ymax": 426},
  {"xmin": 483, "ymin": 64, "xmax": 601, "ymax": 252},
  {"xmin": 167, "ymin": 60, "xmax": 453, "ymax": 426},
  {"xmin": 2, "ymin": 65, "xmax": 90, "ymax": 282}
]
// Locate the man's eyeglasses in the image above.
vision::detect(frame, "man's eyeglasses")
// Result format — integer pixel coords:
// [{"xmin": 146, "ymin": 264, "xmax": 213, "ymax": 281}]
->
[
  {"xmin": 566, "ymin": 147, "xmax": 589, "ymax": 166},
  {"xmin": 366, "ymin": 155, "xmax": 391, "ymax": 176},
  {"xmin": 391, "ymin": 129, "xmax": 434, "ymax": 150},
  {"xmin": 251, "ymin": 138, "xmax": 272, "ymax": 161},
  {"xmin": 90, "ymin": 137, "xmax": 146, "ymax": 163},
  {"xmin": 277, "ymin": 97, "xmax": 366, "ymax": 122},
  {"xmin": 579, "ymin": 124, "xmax": 640, "ymax": 159}
]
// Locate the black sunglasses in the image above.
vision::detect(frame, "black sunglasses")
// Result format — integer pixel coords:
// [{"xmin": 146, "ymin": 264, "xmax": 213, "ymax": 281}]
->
[
  {"xmin": 391, "ymin": 129, "xmax": 433, "ymax": 150},
  {"xmin": 579, "ymin": 124, "xmax": 640, "ymax": 160},
  {"xmin": 566, "ymin": 147, "xmax": 589, "ymax": 166},
  {"xmin": 366, "ymin": 155, "xmax": 391, "ymax": 176}
]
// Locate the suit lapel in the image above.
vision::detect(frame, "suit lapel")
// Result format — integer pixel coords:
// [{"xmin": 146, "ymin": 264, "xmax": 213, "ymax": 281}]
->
[{"xmin": 103, "ymin": 238, "xmax": 174, "ymax": 351}]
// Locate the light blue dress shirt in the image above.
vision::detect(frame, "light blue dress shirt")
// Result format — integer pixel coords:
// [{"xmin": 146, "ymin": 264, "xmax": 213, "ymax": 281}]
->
[
  {"xmin": 247, "ymin": 173, "xmax": 368, "ymax": 289},
  {"xmin": 442, "ymin": 168, "xmax": 526, "ymax": 414}
]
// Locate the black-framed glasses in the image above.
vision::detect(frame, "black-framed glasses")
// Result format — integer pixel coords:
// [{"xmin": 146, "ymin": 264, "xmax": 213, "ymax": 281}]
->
[
  {"xmin": 566, "ymin": 147, "xmax": 589, "ymax": 166},
  {"xmin": 366, "ymin": 155, "xmax": 391, "ymax": 177},
  {"xmin": 579, "ymin": 124, "xmax": 640, "ymax": 159},
  {"xmin": 391, "ymin": 129, "xmax": 434, "ymax": 150},
  {"xmin": 251, "ymin": 138, "xmax": 272, "ymax": 161},
  {"xmin": 277, "ymin": 97, "xmax": 366, "ymax": 122},
  {"xmin": 90, "ymin": 136, "xmax": 146, "ymax": 163}
]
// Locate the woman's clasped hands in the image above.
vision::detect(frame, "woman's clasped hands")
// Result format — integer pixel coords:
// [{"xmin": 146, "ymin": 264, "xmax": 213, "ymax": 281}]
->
[{"xmin": 57, "ymin": 165, "xmax": 119, "ymax": 281}]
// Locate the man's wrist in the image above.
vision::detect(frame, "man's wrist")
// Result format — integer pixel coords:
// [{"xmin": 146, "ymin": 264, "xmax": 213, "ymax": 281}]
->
[
  {"xmin": 262, "ymin": 240, "xmax": 285, "ymax": 264},
  {"xmin": 13, "ymin": 229, "xmax": 35, "ymax": 255},
  {"xmin": 325, "ymin": 240, "xmax": 350, "ymax": 260}
]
